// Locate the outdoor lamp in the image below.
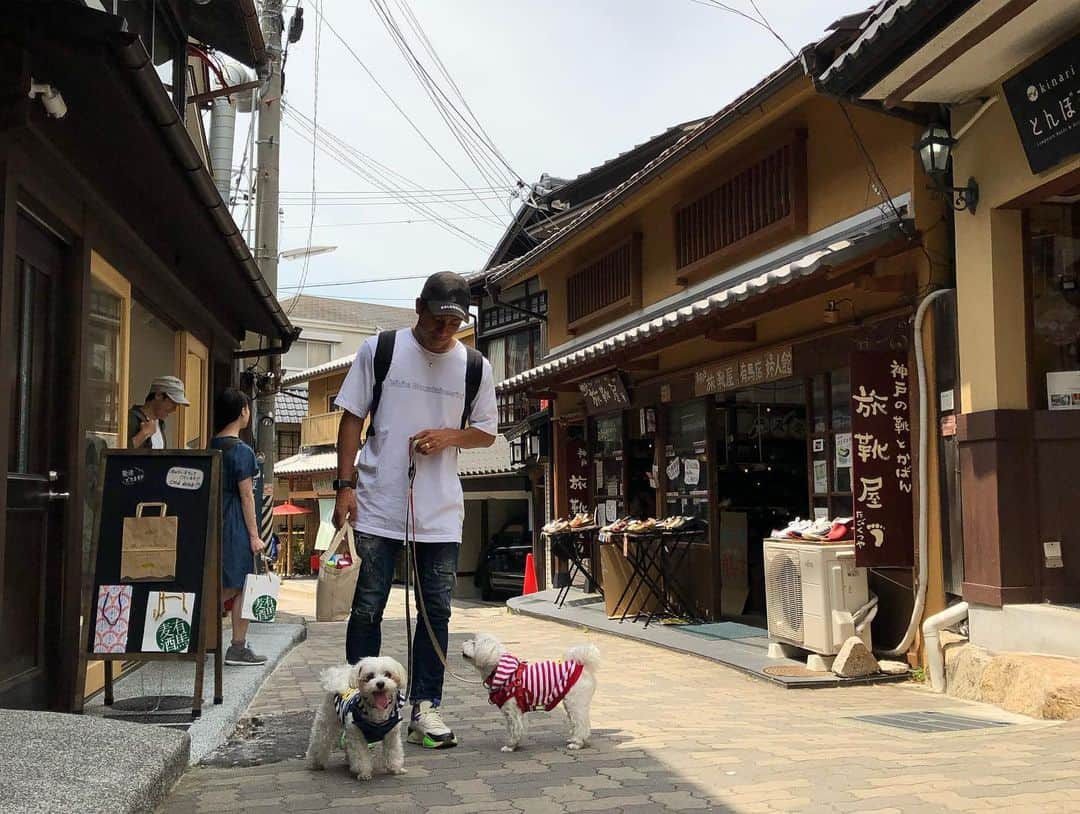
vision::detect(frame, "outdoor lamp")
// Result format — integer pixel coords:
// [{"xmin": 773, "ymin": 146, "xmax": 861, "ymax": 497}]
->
[{"xmin": 915, "ymin": 123, "xmax": 979, "ymax": 214}]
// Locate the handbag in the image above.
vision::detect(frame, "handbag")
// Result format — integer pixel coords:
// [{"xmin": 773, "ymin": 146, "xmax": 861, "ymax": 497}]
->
[
  {"xmin": 241, "ymin": 555, "xmax": 281, "ymax": 622},
  {"xmin": 316, "ymin": 525, "xmax": 361, "ymax": 622},
  {"xmin": 121, "ymin": 502, "xmax": 178, "ymax": 581}
]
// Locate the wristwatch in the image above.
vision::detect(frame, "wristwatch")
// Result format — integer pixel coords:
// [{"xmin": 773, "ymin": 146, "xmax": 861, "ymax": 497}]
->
[{"xmin": 332, "ymin": 477, "xmax": 356, "ymax": 491}]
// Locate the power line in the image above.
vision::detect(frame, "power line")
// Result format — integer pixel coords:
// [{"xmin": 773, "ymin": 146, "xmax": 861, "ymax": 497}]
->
[
  {"xmin": 279, "ymin": 274, "xmax": 431, "ymax": 289},
  {"xmin": 279, "ymin": 215, "xmax": 494, "ymax": 228}
]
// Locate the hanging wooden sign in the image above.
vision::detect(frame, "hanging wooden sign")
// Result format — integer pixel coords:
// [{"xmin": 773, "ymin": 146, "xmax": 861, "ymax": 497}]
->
[
  {"xmin": 694, "ymin": 345, "xmax": 793, "ymax": 396},
  {"xmin": 579, "ymin": 372, "xmax": 630, "ymax": 413}
]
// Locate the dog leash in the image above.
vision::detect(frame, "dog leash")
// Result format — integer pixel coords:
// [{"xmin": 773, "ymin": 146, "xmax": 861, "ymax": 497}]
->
[{"xmin": 403, "ymin": 441, "xmax": 483, "ymax": 690}]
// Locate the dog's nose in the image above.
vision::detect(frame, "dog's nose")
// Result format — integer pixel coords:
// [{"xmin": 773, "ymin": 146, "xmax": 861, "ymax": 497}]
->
[{"xmin": 375, "ymin": 680, "xmax": 385, "ymax": 689}]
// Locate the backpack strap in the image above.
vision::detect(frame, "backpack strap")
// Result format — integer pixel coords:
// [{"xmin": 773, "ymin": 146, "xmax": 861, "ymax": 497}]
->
[
  {"xmin": 461, "ymin": 346, "xmax": 484, "ymax": 430},
  {"xmin": 366, "ymin": 330, "xmax": 397, "ymax": 442}
]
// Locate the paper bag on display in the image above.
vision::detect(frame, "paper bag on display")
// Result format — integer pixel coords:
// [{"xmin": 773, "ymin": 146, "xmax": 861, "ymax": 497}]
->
[
  {"xmin": 241, "ymin": 556, "xmax": 281, "ymax": 622},
  {"xmin": 121, "ymin": 502, "xmax": 178, "ymax": 581},
  {"xmin": 142, "ymin": 591, "xmax": 195, "ymax": 653},
  {"xmin": 316, "ymin": 525, "xmax": 361, "ymax": 622}
]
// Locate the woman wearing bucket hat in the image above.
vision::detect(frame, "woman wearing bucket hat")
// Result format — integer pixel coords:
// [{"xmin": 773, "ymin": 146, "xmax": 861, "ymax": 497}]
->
[{"xmin": 127, "ymin": 375, "xmax": 190, "ymax": 449}]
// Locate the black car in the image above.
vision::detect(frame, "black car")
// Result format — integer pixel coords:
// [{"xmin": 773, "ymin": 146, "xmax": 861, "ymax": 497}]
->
[{"xmin": 475, "ymin": 522, "xmax": 532, "ymax": 601}]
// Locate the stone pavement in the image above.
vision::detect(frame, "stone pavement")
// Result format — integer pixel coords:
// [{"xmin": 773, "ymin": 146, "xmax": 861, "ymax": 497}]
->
[{"xmin": 163, "ymin": 589, "xmax": 1080, "ymax": 814}]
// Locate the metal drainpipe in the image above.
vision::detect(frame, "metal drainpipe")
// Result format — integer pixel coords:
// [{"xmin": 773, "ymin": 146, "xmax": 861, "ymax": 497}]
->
[{"xmin": 209, "ymin": 96, "xmax": 237, "ymax": 202}]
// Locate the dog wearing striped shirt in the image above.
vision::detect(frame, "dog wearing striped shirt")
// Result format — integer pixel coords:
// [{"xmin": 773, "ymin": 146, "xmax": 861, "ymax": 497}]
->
[{"xmin": 462, "ymin": 632, "xmax": 599, "ymax": 752}]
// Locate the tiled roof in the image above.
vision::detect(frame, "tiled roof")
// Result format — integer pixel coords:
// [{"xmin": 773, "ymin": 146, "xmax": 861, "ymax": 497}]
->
[
  {"xmin": 280, "ymin": 294, "xmax": 416, "ymax": 330},
  {"xmin": 281, "ymin": 353, "xmax": 356, "ymax": 387},
  {"xmin": 275, "ymin": 436, "xmax": 516, "ymax": 478},
  {"xmin": 818, "ymin": 0, "xmax": 919, "ymax": 86},
  {"xmin": 275, "ymin": 449, "xmax": 337, "ymax": 477},
  {"xmin": 276, "ymin": 387, "xmax": 308, "ymax": 425}
]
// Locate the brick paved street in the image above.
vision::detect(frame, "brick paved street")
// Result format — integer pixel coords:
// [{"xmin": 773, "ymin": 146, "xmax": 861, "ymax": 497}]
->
[{"xmin": 164, "ymin": 592, "xmax": 1080, "ymax": 814}]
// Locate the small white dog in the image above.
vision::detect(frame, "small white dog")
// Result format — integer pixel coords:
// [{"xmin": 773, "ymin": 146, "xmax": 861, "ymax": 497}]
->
[
  {"xmin": 462, "ymin": 632, "xmax": 599, "ymax": 752},
  {"xmin": 305, "ymin": 655, "xmax": 408, "ymax": 781}
]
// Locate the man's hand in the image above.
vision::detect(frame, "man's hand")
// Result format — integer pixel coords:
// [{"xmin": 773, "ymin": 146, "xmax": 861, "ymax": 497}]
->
[
  {"xmin": 411, "ymin": 428, "xmax": 461, "ymax": 456},
  {"xmin": 333, "ymin": 487, "xmax": 356, "ymax": 529},
  {"xmin": 134, "ymin": 417, "xmax": 158, "ymax": 445},
  {"xmin": 249, "ymin": 534, "xmax": 266, "ymax": 554}
]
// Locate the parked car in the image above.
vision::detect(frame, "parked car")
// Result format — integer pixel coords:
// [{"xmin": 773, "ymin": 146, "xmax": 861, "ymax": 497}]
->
[{"xmin": 475, "ymin": 522, "xmax": 532, "ymax": 601}]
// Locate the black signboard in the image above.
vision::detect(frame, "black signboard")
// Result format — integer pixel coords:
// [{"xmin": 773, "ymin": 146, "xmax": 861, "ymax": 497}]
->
[
  {"xmin": 579, "ymin": 372, "xmax": 630, "ymax": 414},
  {"xmin": 1002, "ymin": 34, "xmax": 1080, "ymax": 174},
  {"xmin": 77, "ymin": 450, "xmax": 223, "ymax": 718},
  {"xmin": 850, "ymin": 352, "xmax": 914, "ymax": 568}
]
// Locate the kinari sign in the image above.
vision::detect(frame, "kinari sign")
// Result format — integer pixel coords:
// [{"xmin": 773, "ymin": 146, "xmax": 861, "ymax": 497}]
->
[
  {"xmin": 1002, "ymin": 33, "xmax": 1080, "ymax": 174},
  {"xmin": 850, "ymin": 351, "xmax": 914, "ymax": 568},
  {"xmin": 694, "ymin": 345, "xmax": 793, "ymax": 396}
]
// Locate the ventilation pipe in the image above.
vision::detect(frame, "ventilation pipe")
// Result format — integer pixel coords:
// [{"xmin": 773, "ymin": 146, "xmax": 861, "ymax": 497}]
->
[
  {"xmin": 877, "ymin": 287, "xmax": 954, "ymax": 658},
  {"xmin": 209, "ymin": 96, "xmax": 237, "ymax": 201},
  {"xmin": 922, "ymin": 600, "xmax": 969, "ymax": 692}
]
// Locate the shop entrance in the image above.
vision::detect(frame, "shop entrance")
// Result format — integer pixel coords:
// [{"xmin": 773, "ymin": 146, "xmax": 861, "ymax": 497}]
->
[
  {"xmin": 1, "ymin": 213, "xmax": 71, "ymax": 709},
  {"xmin": 712, "ymin": 379, "xmax": 809, "ymax": 616}
]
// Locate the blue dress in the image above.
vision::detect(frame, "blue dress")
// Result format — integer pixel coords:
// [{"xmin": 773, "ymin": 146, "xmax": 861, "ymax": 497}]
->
[{"xmin": 212, "ymin": 436, "xmax": 261, "ymax": 589}]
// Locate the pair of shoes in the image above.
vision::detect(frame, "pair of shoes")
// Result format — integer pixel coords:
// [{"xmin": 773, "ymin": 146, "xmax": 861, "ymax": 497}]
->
[
  {"xmin": 224, "ymin": 642, "xmax": 267, "ymax": 666},
  {"xmin": 407, "ymin": 700, "xmax": 458, "ymax": 749}
]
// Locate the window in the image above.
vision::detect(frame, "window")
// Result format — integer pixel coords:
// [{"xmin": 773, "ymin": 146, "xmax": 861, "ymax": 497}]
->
[
  {"xmin": 674, "ymin": 133, "xmax": 807, "ymax": 280},
  {"xmin": 480, "ymin": 277, "xmax": 547, "ymax": 333},
  {"xmin": 278, "ymin": 430, "xmax": 300, "ymax": 459},
  {"xmin": 809, "ymin": 369, "xmax": 853, "ymax": 518},
  {"xmin": 282, "ymin": 340, "xmax": 336, "ymax": 373},
  {"xmin": 567, "ymin": 234, "xmax": 641, "ymax": 331}
]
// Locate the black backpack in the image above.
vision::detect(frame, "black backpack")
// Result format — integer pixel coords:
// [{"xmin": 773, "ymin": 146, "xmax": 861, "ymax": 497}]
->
[{"xmin": 365, "ymin": 330, "xmax": 484, "ymax": 441}]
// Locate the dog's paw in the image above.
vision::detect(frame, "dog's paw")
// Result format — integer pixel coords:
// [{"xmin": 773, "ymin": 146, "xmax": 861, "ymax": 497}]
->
[
  {"xmin": 355, "ymin": 770, "xmax": 373, "ymax": 781},
  {"xmin": 306, "ymin": 757, "xmax": 325, "ymax": 770},
  {"xmin": 500, "ymin": 744, "xmax": 517, "ymax": 753},
  {"xmin": 387, "ymin": 765, "xmax": 407, "ymax": 775},
  {"xmin": 566, "ymin": 741, "xmax": 584, "ymax": 750}
]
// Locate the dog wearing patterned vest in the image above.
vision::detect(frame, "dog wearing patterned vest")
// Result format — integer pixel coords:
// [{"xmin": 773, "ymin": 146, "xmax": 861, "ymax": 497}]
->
[{"xmin": 462, "ymin": 632, "xmax": 599, "ymax": 752}]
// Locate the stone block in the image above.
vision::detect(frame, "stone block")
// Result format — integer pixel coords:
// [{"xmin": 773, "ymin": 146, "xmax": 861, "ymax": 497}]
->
[
  {"xmin": 878, "ymin": 660, "xmax": 909, "ymax": 676},
  {"xmin": 832, "ymin": 636, "xmax": 879, "ymax": 678}
]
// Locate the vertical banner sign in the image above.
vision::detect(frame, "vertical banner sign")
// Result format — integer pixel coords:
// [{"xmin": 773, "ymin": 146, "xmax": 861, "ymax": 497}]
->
[
  {"xmin": 565, "ymin": 437, "xmax": 589, "ymax": 517},
  {"xmin": 850, "ymin": 352, "xmax": 914, "ymax": 567}
]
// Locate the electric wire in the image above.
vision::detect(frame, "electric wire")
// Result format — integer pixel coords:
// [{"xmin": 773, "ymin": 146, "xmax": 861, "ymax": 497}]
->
[{"xmin": 279, "ymin": 215, "xmax": 494, "ymax": 228}]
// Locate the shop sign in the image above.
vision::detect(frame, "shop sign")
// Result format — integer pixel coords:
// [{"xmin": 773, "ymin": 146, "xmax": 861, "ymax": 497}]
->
[
  {"xmin": 565, "ymin": 437, "xmax": 589, "ymax": 517},
  {"xmin": 579, "ymin": 372, "xmax": 630, "ymax": 413},
  {"xmin": 1002, "ymin": 34, "xmax": 1080, "ymax": 174},
  {"xmin": 693, "ymin": 345, "xmax": 793, "ymax": 397},
  {"xmin": 851, "ymin": 351, "xmax": 914, "ymax": 568}
]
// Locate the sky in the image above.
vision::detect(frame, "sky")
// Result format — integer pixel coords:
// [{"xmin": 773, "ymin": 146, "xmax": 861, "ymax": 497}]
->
[{"xmin": 230, "ymin": 0, "xmax": 870, "ymax": 312}]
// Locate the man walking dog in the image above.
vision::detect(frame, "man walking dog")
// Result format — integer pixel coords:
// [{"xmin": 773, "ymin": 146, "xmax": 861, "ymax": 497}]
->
[{"xmin": 333, "ymin": 271, "xmax": 498, "ymax": 749}]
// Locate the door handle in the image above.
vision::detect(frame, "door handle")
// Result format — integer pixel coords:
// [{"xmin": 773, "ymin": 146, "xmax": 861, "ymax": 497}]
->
[{"xmin": 47, "ymin": 490, "xmax": 71, "ymax": 501}]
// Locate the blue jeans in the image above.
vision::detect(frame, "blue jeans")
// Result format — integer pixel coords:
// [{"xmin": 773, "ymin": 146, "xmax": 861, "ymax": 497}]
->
[{"xmin": 345, "ymin": 533, "xmax": 459, "ymax": 705}]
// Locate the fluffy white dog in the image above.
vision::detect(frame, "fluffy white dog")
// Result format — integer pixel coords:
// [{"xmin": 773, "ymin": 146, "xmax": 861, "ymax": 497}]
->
[
  {"xmin": 305, "ymin": 655, "xmax": 407, "ymax": 781},
  {"xmin": 462, "ymin": 632, "xmax": 599, "ymax": 752}
]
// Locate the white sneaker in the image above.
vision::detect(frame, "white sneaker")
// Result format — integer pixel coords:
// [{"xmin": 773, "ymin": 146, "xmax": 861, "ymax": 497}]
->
[{"xmin": 407, "ymin": 701, "xmax": 458, "ymax": 748}]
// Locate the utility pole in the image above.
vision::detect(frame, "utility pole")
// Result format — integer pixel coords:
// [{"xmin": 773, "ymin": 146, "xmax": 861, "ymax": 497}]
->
[{"xmin": 253, "ymin": 0, "xmax": 284, "ymax": 543}]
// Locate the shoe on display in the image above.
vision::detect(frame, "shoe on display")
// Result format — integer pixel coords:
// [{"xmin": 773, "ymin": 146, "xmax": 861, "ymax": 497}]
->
[{"xmin": 408, "ymin": 701, "xmax": 458, "ymax": 749}]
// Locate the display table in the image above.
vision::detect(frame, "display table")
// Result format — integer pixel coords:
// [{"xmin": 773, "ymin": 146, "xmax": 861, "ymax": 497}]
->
[
  {"xmin": 542, "ymin": 527, "xmax": 602, "ymax": 607},
  {"xmin": 606, "ymin": 527, "xmax": 705, "ymax": 627}
]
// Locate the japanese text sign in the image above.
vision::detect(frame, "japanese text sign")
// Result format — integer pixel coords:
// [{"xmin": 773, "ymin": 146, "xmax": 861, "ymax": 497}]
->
[
  {"xmin": 1002, "ymin": 34, "xmax": 1080, "ymax": 174},
  {"xmin": 851, "ymin": 351, "xmax": 914, "ymax": 568},
  {"xmin": 694, "ymin": 345, "xmax": 793, "ymax": 397},
  {"xmin": 579, "ymin": 372, "xmax": 630, "ymax": 414},
  {"xmin": 565, "ymin": 437, "xmax": 589, "ymax": 518}
]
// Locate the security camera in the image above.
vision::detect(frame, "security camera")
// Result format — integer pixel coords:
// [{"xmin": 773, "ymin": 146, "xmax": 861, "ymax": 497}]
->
[{"xmin": 28, "ymin": 80, "xmax": 67, "ymax": 119}]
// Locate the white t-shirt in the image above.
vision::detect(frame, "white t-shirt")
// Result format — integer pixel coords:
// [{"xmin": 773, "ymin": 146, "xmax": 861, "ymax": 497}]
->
[
  {"xmin": 150, "ymin": 423, "xmax": 165, "ymax": 449},
  {"xmin": 335, "ymin": 329, "xmax": 498, "ymax": 543}
]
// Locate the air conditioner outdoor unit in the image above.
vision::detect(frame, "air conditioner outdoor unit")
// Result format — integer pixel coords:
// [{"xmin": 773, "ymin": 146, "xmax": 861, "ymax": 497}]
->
[{"xmin": 763, "ymin": 539, "xmax": 871, "ymax": 656}]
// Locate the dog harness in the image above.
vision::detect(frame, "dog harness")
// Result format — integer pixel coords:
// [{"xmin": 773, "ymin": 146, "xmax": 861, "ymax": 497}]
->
[
  {"xmin": 334, "ymin": 688, "xmax": 406, "ymax": 743},
  {"xmin": 485, "ymin": 653, "xmax": 584, "ymax": 713}
]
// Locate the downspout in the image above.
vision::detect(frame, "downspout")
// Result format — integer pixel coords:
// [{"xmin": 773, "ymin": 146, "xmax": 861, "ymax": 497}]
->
[
  {"xmin": 922, "ymin": 600, "xmax": 969, "ymax": 692},
  {"xmin": 877, "ymin": 287, "xmax": 953, "ymax": 657},
  {"xmin": 209, "ymin": 96, "xmax": 237, "ymax": 202}
]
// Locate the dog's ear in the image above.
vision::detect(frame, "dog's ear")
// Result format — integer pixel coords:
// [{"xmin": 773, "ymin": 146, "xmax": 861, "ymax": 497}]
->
[{"xmin": 390, "ymin": 658, "xmax": 407, "ymax": 689}]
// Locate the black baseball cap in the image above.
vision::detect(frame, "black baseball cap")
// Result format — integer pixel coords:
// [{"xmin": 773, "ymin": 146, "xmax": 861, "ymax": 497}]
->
[{"xmin": 420, "ymin": 271, "xmax": 472, "ymax": 323}]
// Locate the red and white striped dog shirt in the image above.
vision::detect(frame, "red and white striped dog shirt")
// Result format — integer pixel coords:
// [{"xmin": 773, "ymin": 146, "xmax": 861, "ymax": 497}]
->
[{"xmin": 485, "ymin": 652, "xmax": 584, "ymax": 713}]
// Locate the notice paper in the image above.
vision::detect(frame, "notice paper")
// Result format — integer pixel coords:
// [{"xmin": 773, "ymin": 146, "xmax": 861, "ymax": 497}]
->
[{"xmin": 683, "ymin": 458, "xmax": 700, "ymax": 486}]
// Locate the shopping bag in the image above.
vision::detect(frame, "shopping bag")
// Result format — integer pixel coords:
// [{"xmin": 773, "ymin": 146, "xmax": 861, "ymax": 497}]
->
[
  {"xmin": 241, "ymin": 555, "xmax": 281, "ymax": 622},
  {"xmin": 121, "ymin": 502, "xmax": 178, "ymax": 581},
  {"xmin": 316, "ymin": 525, "xmax": 361, "ymax": 622}
]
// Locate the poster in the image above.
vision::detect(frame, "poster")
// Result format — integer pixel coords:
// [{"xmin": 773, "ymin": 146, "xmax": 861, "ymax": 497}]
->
[
  {"xmin": 93, "ymin": 585, "xmax": 132, "ymax": 654},
  {"xmin": 593, "ymin": 502, "xmax": 606, "ymax": 528},
  {"xmin": 851, "ymin": 351, "xmax": 914, "ymax": 567},
  {"xmin": 605, "ymin": 500, "xmax": 618, "ymax": 523},
  {"xmin": 1047, "ymin": 371, "xmax": 1080, "ymax": 410},
  {"xmin": 834, "ymin": 433, "xmax": 852, "ymax": 469},
  {"xmin": 813, "ymin": 460, "xmax": 828, "ymax": 494},
  {"xmin": 666, "ymin": 458, "xmax": 681, "ymax": 481},
  {"xmin": 683, "ymin": 459, "xmax": 700, "ymax": 487},
  {"xmin": 141, "ymin": 591, "xmax": 196, "ymax": 654}
]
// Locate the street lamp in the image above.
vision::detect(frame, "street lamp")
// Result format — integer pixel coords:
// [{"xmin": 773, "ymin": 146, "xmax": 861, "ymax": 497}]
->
[
  {"xmin": 914, "ymin": 124, "xmax": 979, "ymax": 214},
  {"xmin": 279, "ymin": 245, "xmax": 337, "ymax": 261}
]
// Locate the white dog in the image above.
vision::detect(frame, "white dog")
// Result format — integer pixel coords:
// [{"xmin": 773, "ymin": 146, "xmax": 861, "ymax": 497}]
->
[
  {"xmin": 462, "ymin": 632, "xmax": 599, "ymax": 752},
  {"xmin": 305, "ymin": 656, "xmax": 407, "ymax": 781}
]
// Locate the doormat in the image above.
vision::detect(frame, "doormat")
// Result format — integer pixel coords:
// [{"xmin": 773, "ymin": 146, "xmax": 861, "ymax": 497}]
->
[
  {"xmin": 110, "ymin": 695, "xmax": 193, "ymax": 712},
  {"xmin": 763, "ymin": 665, "xmax": 831, "ymax": 678},
  {"xmin": 679, "ymin": 621, "xmax": 766, "ymax": 640},
  {"xmin": 852, "ymin": 711, "xmax": 1012, "ymax": 733}
]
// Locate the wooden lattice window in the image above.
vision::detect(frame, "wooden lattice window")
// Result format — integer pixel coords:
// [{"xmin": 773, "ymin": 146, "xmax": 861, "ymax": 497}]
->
[
  {"xmin": 566, "ymin": 233, "xmax": 642, "ymax": 333},
  {"xmin": 674, "ymin": 132, "xmax": 807, "ymax": 282}
]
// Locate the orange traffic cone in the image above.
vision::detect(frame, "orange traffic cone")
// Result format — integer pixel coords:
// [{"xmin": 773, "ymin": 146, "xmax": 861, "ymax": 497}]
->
[{"xmin": 522, "ymin": 553, "xmax": 539, "ymax": 595}]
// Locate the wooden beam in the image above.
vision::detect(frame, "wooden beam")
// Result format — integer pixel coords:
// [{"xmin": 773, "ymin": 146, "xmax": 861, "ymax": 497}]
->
[
  {"xmin": 705, "ymin": 324, "xmax": 757, "ymax": 343},
  {"xmin": 187, "ymin": 80, "xmax": 261, "ymax": 106},
  {"xmin": 622, "ymin": 355, "xmax": 660, "ymax": 370},
  {"xmin": 855, "ymin": 274, "xmax": 915, "ymax": 294},
  {"xmin": 883, "ymin": 0, "xmax": 1037, "ymax": 109}
]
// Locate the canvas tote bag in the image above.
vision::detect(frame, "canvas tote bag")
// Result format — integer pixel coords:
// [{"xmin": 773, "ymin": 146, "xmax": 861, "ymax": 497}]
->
[
  {"xmin": 121, "ymin": 502, "xmax": 178, "ymax": 581},
  {"xmin": 316, "ymin": 524, "xmax": 361, "ymax": 622},
  {"xmin": 241, "ymin": 555, "xmax": 281, "ymax": 622}
]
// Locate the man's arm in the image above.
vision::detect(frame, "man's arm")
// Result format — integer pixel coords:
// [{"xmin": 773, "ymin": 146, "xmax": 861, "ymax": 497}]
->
[
  {"xmin": 238, "ymin": 477, "xmax": 265, "ymax": 554},
  {"xmin": 333, "ymin": 410, "xmax": 365, "ymax": 528},
  {"xmin": 411, "ymin": 426, "xmax": 495, "ymax": 455}
]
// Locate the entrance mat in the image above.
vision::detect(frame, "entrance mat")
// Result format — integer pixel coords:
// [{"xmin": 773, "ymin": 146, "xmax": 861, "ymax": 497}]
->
[
  {"xmin": 764, "ymin": 665, "xmax": 831, "ymax": 678},
  {"xmin": 852, "ymin": 711, "xmax": 1012, "ymax": 733},
  {"xmin": 678, "ymin": 621, "xmax": 767, "ymax": 640}
]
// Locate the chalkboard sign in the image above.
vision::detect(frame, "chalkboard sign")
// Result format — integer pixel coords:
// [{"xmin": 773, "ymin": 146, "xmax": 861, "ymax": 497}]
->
[
  {"xmin": 579, "ymin": 372, "xmax": 630, "ymax": 414},
  {"xmin": 77, "ymin": 450, "xmax": 223, "ymax": 718}
]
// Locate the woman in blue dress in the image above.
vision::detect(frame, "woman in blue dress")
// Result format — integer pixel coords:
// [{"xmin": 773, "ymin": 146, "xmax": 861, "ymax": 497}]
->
[{"xmin": 211, "ymin": 388, "xmax": 268, "ymax": 666}]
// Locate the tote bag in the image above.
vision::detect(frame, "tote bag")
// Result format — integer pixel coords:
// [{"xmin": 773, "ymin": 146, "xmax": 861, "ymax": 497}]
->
[
  {"xmin": 316, "ymin": 525, "xmax": 361, "ymax": 622},
  {"xmin": 241, "ymin": 555, "xmax": 281, "ymax": 622},
  {"xmin": 121, "ymin": 502, "xmax": 178, "ymax": 581}
]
